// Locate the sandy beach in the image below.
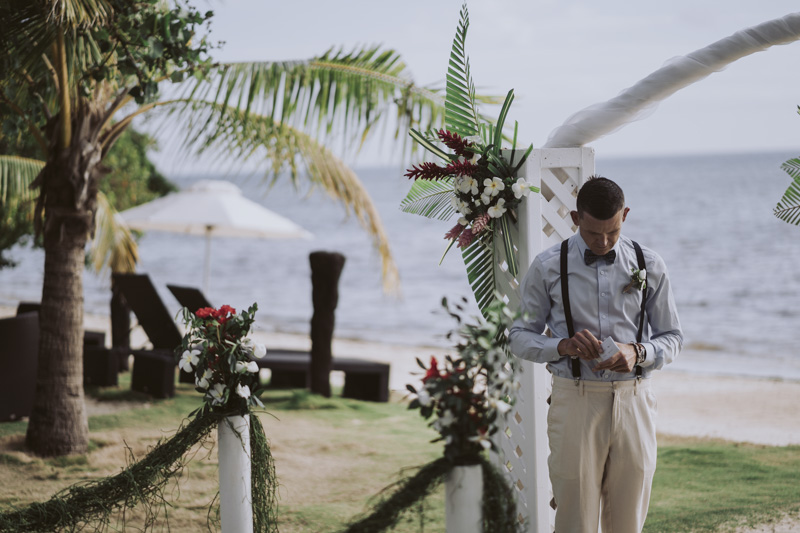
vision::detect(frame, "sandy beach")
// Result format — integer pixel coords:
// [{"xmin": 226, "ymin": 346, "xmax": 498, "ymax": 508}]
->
[{"xmin": 4, "ymin": 304, "xmax": 799, "ymax": 448}]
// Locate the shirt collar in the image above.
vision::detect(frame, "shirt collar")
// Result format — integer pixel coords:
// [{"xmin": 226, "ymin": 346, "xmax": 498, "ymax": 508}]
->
[{"xmin": 574, "ymin": 232, "xmax": 622, "ymax": 259}]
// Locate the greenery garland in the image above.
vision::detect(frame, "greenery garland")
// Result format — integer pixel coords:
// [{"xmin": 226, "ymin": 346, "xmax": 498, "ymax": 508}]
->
[
  {"xmin": 339, "ymin": 455, "xmax": 522, "ymax": 533},
  {"xmin": 0, "ymin": 411, "xmax": 278, "ymax": 532}
]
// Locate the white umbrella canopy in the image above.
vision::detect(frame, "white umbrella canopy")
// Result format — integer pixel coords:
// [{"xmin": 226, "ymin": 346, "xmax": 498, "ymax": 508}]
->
[{"xmin": 120, "ymin": 179, "xmax": 312, "ymax": 292}]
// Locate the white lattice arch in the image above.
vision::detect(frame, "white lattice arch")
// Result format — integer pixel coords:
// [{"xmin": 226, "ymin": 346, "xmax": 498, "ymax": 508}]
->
[{"xmin": 494, "ymin": 147, "xmax": 594, "ymax": 531}]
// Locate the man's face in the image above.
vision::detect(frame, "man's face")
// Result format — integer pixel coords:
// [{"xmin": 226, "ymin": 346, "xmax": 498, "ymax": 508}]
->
[{"xmin": 570, "ymin": 207, "xmax": 629, "ymax": 256}]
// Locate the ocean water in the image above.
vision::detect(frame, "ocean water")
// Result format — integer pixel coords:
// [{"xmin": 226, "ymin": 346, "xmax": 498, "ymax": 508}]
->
[{"xmin": 2, "ymin": 150, "xmax": 799, "ymax": 372}]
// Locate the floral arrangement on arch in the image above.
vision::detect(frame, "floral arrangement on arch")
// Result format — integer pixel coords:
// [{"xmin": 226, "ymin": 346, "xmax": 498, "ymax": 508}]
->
[
  {"xmin": 407, "ymin": 296, "xmax": 519, "ymax": 464},
  {"xmin": 400, "ymin": 4, "xmax": 538, "ymax": 313},
  {"xmin": 177, "ymin": 303, "xmax": 267, "ymax": 415}
]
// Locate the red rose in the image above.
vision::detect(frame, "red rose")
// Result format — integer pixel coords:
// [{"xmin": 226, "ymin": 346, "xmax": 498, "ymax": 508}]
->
[{"xmin": 196, "ymin": 307, "xmax": 215, "ymax": 318}]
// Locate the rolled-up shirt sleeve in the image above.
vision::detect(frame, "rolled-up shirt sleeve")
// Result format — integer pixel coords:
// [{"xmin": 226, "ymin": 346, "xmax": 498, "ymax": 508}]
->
[
  {"xmin": 637, "ymin": 255, "xmax": 683, "ymax": 370},
  {"xmin": 509, "ymin": 257, "xmax": 563, "ymax": 364}
]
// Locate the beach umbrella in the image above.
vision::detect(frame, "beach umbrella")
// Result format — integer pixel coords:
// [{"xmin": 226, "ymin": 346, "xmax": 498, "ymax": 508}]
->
[{"xmin": 120, "ymin": 179, "xmax": 312, "ymax": 292}]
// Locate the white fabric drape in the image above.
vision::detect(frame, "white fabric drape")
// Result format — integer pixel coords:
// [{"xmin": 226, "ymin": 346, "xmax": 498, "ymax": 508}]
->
[{"xmin": 543, "ymin": 12, "xmax": 800, "ymax": 148}]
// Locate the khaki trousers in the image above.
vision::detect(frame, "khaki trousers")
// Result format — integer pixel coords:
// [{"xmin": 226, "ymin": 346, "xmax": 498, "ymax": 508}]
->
[{"xmin": 548, "ymin": 376, "xmax": 658, "ymax": 533}]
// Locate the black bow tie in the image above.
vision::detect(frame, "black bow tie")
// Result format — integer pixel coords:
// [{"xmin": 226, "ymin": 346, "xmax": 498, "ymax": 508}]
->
[{"xmin": 584, "ymin": 249, "xmax": 616, "ymax": 265}]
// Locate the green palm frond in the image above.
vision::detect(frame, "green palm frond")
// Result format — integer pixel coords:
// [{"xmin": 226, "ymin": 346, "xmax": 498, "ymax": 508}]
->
[
  {"xmin": 163, "ymin": 100, "xmax": 400, "ymax": 292},
  {"xmin": 399, "ymin": 178, "xmax": 457, "ymax": 220},
  {"xmin": 774, "ymin": 157, "xmax": 800, "ymax": 225},
  {"xmin": 445, "ymin": 4, "xmax": 480, "ymax": 138},
  {"xmin": 462, "ymin": 238, "xmax": 496, "ymax": 317},
  {"xmin": 0, "ymin": 155, "xmax": 44, "ymax": 204},
  {"xmin": 89, "ymin": 191, "xmax": 138, "ymax": 274},
  {"xmin": 178, "ymin": 46, "xmax": 445, "ymax": 155}
]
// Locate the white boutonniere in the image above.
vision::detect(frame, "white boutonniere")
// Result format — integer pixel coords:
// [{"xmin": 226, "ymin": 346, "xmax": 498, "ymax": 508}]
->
[{"xmin": 623, "ymin": 268, "xmax": 647, "ymax": 293}]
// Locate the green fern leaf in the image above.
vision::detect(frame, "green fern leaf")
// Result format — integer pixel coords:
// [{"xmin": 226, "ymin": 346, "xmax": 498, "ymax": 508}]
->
[
  {"xmin": 445, "ymin": 4, "xmax": 480, "ymax": 138},
  {"xmin": 774, "ymin": 157, "xmax": 800, "ymax": 225},
  {"xmin": 400, "ymin": 178, "xmax": 457, "ymax": 220}
]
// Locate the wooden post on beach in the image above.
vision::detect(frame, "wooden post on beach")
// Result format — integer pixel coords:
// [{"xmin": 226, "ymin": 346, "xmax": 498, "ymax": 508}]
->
[
  {"xmin": 309, "ymin": 251, "xmax": 346, "ymax": 398},
  {"xmin": 218, "ymin": 415, "xmax": 253, "ymax": 533},
  {"xmin": 493, "ymin": 148, "xmax": 593, "ymax": 532}
]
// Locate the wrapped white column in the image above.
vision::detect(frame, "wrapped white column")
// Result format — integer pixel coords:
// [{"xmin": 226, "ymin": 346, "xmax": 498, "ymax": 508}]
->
[
  {"xmin": 218, "ymin": 415, "xmax": 253, "ymax": 533},
  {"xmin": 445, "ymin": 464, "xmax": 483, "ymax": 533}
]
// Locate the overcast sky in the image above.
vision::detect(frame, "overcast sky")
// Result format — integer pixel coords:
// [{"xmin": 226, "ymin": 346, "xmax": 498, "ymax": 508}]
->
[{"xmin": 154, "ymin": 1, "xmax": 800, "ymax": 171}]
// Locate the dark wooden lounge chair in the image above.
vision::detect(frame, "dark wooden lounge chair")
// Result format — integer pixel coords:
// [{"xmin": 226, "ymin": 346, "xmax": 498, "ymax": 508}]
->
[
  {"xmin": 112, "ymin": 273, "xmax": 183, "ymax": 398},
  {"xmin": 16, "ymin": 303, "xmax": 116, "ymax": 387},
  {"xmin": 167, "ymin": 284, "xmax": 213, "ymax": 315},
  {"xmin": 0, "ymin": 313, "xmax": 39, "ymax": 421}
]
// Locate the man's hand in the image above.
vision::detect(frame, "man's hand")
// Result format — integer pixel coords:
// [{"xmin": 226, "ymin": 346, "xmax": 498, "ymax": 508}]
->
[
  {"xmin": 594, "ymin": 342, "xmax": 637, "ymax": 373},
  {"xmin": 557, "ymin": 330, "xmax": 602, "ymax": 361}
]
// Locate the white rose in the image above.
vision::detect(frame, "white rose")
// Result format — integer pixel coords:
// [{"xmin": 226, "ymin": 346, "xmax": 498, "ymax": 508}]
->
[
  {"xmin": 246, "ymin": 360, "xmax": 259, "ymax": 373},
  {"xmin": 236, "ymin": 383, "xmax": 251, "ymax": 399},
  {"xmin": 252, "ymin": 343, "xmax": 267, "ymax": 359},
  {"xmin": 235, "ymin": 361, "xmax": 249, "ymax": 373},
  {"xmin": 637, "ymin": 269, "xmax": 647, "ymax": 280}
]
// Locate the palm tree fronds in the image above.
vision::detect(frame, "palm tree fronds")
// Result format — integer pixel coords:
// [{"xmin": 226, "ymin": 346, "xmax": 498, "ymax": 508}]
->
[
  {"xmin": 399, "ymin": 178, "xmax": 457, "ymax": 221},
  {"xmin": 89, "ymin": 191, "xmax": 138, "ymax": 274},
  {"xmin": 176, "ymin": 45, "xmax": 445, "ymax": 157},
  {"xmin": 0, "ymin": 155, "xmax": 44, "ymax": 204},
  {"xmin": 774, "ymin": 157, "xmax": 800, "ymax": 225},
  {"xmin": 445, "ymin": 4, "xmax": 480, "ymax": 138},
  {"xmin": 462, "ymin": 238, "xmax": 496, "ymax": 318}
]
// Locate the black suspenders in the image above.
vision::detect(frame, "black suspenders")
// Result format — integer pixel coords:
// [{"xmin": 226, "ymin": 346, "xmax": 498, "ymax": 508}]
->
[{"xmin": 560, "ymin": 239, "xmax": 648, "ymax": 381}]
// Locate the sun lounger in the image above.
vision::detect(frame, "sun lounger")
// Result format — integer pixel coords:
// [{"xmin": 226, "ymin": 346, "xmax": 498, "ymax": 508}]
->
[
  {"xmin": 112, "ymin": 273, "xmax": 182, "ymax": 398},
  {"xmin": 166, "ymin": 284, "xmax": 213, "ymax": 315},
  {"xmin": 16, "ymin": 302, "xmax": 116, "ymax": 387},
  {"xmin": 0, "ymin": 313, "xmax": 39, "ymax": 421}
]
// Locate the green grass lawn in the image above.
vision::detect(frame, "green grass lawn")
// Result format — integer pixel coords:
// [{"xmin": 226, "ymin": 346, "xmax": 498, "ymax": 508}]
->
[{"xmin": 0, "ymin": 377, "xmax": 799, "ymax": 532}]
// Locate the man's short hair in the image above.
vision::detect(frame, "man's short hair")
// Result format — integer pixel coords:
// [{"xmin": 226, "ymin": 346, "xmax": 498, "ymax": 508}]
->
[{"xmin": 576, "ymin": 175, "xmax": 625, "ymax": 220}]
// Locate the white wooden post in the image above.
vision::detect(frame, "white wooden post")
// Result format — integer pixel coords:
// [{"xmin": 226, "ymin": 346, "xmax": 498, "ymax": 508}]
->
[
  {"xmin": 493, "ymin": 147, "xmax": 594, "ymax": 533},
  {"xmin": 219, "ymin": 414, "xmax": 254, "ymax": 533},
  {"xmin": 445, "ymin": 464, "xmax": 483, "ymax": 533}
]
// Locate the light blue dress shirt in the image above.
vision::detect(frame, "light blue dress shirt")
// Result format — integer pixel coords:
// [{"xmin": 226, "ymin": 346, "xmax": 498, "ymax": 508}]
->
[{"xmin": 508, "ymin": 233, "xmax": 683, "ymax": 381}]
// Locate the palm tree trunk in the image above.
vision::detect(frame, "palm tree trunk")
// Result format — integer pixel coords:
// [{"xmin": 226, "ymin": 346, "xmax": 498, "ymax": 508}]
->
[{"xmin": 25, "ymin": 209, "xmax": 90, "ymax": 456}]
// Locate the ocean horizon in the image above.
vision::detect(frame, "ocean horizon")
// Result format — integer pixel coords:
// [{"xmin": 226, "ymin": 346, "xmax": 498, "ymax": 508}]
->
[{"xmin": 2, "ymin": 149, "xmax": 799, "ymax": 374}]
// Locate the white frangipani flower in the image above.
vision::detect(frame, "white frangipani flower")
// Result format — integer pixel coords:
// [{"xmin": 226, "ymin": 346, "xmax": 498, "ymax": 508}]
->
[
  {"xmin": 512, "ymin": 177, "xmax": 531, "ymax": 199},
  {"xmin": 195, "ymin": 368, "xmax": 213, "ymax": 389},
  {"xmin": 179, "ymin": 349, "xmax": 201, "ymax": 373},
  {"xmin": 209, "ymin": 383, "xmax": 227, "ymax": 405},
  {"xmin": 480, "ymin": 194, "xmax": 491, "ymax": 206},
  {"xmin": 483, "ymin": 177, "xmax": 505, "ymax": 197},
  {"xmin": 458, "ymin": 217, "xmax": 469, "ymax": 226},
  {"xmin": 488, "ymin": 198, "xmax": 507, "ymax": 218}
]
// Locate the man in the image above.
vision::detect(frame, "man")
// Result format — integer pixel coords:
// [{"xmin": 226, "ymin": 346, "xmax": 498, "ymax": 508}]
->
[{"xmin": 509, "ymin": 176, "xmax": 683, "ymax": 533}]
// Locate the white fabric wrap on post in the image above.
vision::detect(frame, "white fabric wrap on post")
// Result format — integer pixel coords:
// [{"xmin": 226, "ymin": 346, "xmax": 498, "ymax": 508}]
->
[
  {"xmin": 219, "ymin": 415, "xmax": 253, "ymax": 533},
  {"xmin": 445, "ymin": 464, "xmax": 483, "ymax": 533},
  {"xmin": 544, "ymin": 12, "xmax": 800, "ymax": 148}
]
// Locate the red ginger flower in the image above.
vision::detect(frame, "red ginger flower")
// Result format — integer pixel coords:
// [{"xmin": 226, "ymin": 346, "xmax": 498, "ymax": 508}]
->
[
  {"xmin": 405, "ymin": 162, "xmax": 450, "ymax": 180},
  {"xmin": 444, "ymin": 223, "xmax": 464, "ymax": 241},
  {"xmin": 422, "ymin": 356, "xmax": 441, "ymax": 383},
  {"xmin": 444, "ymin": 159, "xmax": 478, "ymax": 177},
  {"xmin": 437, "ymin": 129, "xmax": 473, "ymax": 158},
  {"xmin": 471, "ymin": 213, "xmax": 490, "ymax": 235},
  {"xmin": 457, "ymin": 227, "xmax": 475, "ymax": 249}
]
